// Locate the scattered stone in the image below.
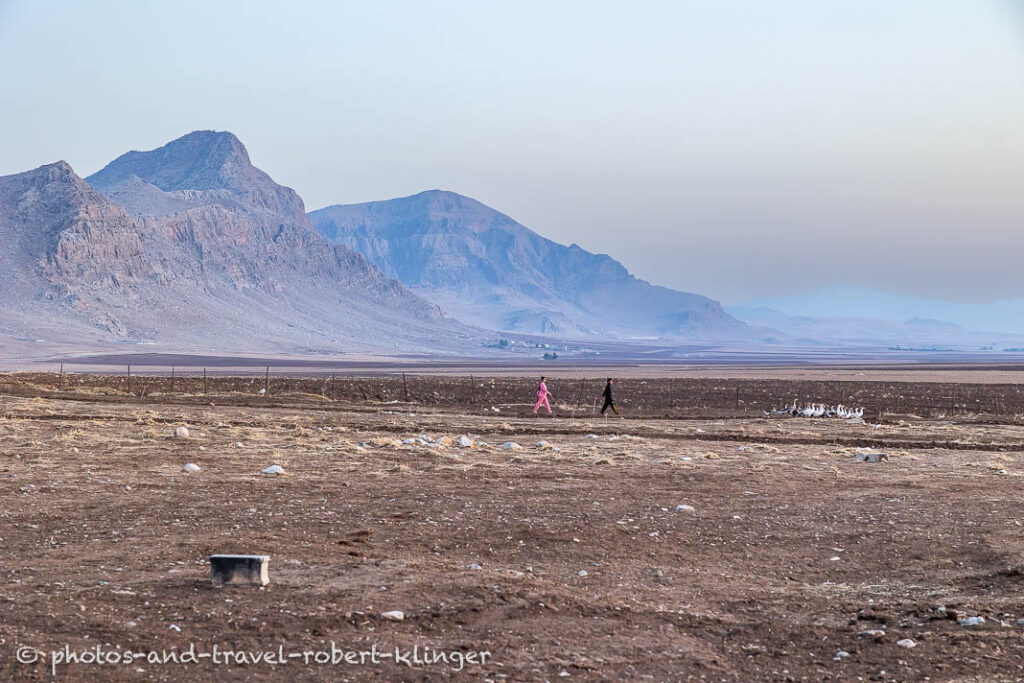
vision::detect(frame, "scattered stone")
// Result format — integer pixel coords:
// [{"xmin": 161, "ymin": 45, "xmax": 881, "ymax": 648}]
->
[
  {"xmin": 847, "ymin": 417, "xmax": 866, "ymax": 425},
  {"xmin": 585, "ymin": 434, "xmax": 598, "ymax": 439},
  {"xmin": 833, "ymin": 650, "xmax": 849, "ymax": 660},
  {"xmin": 467, "ymin": 563, "xmax": 482, "ymax": 571},
  {"xmin": 676, "ymin": 504, "xmax": 695, "ymax": 513},
  {"xmin": 381, "ymin": 610, "xmax": 404, "ymax": 621},
  {"xmin": 169, "ymin": 624, "xmax": 181, "ymax": 632},
  {"xmin": 858, "ymin": 629, "xmax": 886, "ymax": 638},
  {"xmin": 959, "ymin": 616, "xmax": 986, "ymax": 627},
  {"xmin": 896, "ymin": 638, "xmax": 916, "ymax": 648},
  {"xmin": 705, "ymin": 453, "xmax": 719, "ymax": 460},
  {"xmin": 172, "ymin": 427, "xmax": 190, "ymax": 439},
  {"xmin": 503, "ymin": 442, "xmax": 523, "ymax": 451},
  {"xmin": 261, "ymin": 465, "xmax": 285, "ymax": 475},
  {"xmin": 402, "ymin": 438, "xmax": 418, "ymax": 445},
  {"xmin": 577, "ymin": 570, "xmax": 588, "ymax": 577},
  {"xmin": 535, "ymin": 440, "xmax": 552, "ymax": 448},
  {"xmin": 183, "ymin": 463, "xmax": 200, "ymax": 473},
  {"xmin": 235, "ymin": 442, "xmax": 244, "ymax": 448},
  {"xmin": 458, "ymin": 436, "xmax": 475, "ymax": 448}
]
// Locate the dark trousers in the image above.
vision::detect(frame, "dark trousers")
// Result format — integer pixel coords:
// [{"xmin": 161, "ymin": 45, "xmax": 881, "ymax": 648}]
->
[{"xmin": 601, "ymin": 398, "xmax": 618, "ymax": 415}]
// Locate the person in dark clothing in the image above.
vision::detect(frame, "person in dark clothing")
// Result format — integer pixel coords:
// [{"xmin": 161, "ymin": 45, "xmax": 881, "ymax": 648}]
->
[{"xmin": 600, "ymin": 378, "xmax": 618, "ymax": 415}]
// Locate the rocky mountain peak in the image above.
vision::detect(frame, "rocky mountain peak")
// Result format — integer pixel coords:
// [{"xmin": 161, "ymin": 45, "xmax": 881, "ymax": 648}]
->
[{"xmin": 87, "ymin": 131, "xmax": 306, "ymax": 222}]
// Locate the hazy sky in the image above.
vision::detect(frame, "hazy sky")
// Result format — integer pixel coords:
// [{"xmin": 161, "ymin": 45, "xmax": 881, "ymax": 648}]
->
[{"xmin": 2, "ymin": 1, "xmax": 1023, "ymax": 305}]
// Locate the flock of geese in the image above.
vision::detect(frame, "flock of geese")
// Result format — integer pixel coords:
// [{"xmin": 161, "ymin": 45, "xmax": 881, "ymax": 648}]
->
[{"xmin": 765, "ymin": 400, "xmax": 865, "ymax": 419}]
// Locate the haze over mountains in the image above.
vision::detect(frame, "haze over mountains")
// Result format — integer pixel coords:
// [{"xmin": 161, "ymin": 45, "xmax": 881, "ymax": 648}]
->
[
  {"xmin": 0, "ymin": 131, "xmax": 468, "ymax": 355},
  {"xmin": 309, "ymin": 191, "xmax": 757, "ymax": 341},
  {"xmin": 734, "ymin": 286, "xmax": 1024, "ymax": 337},
  {"xmin": 3, "ymin": 128, "xmax": 1012, "ymax": 358}
]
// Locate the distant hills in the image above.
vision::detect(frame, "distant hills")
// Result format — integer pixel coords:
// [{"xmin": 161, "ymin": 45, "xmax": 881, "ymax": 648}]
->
[
  {"xmin": 728, "ymin": 285, "xmax": 1024, "ymax": 348},
  {"xmin": 0, "ymin": 131, "xmax": 469, "ymax": 354},
  {"xmin": 736, "ymin": 286, "xmax": 1024, "ymax": 336},
  {"xmin": 309, "ymin": 190, "xmax": 758, "ymax": 341}
]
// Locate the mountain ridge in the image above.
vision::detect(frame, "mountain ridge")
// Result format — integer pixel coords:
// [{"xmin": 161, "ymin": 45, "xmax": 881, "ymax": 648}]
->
[
  {"xmin": 309, "ymin": 190, "xmax": 756, "ymax": 341},
  {"xmin": 0, "ymin": 133, "xmax": 473, "ymax": 353}
]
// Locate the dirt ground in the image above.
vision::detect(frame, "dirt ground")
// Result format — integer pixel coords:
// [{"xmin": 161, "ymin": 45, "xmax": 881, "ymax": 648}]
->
[{"xmin": 3, "ymin": 372, "xmax": 1024, "ymax": 681}]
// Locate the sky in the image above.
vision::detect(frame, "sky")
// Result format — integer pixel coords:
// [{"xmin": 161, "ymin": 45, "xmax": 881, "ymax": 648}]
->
[{"xmin": 1, "ymin": 0, "xmax": 1023, "ymax": 306}]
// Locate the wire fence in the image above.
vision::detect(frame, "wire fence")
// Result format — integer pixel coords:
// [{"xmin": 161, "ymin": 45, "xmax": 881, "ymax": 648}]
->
[{"xmin": 3, "ymin": 369, "xmax": 1024, "ymax": 420}]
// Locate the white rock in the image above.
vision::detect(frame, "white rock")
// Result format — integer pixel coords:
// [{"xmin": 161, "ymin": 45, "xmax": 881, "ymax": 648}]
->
[
  {"xmin": 458, "ymin": 436, "xmax": 474, "ymax": 448},
  {"xmin": 381, "ymin": 610, "xmax": 404, "ymax": 621},
  {"xmin": 261, "ymin": 465, "xmax": 285, "ymax": 475},
  {"xmin": 258, "ymin": 388, "xmax": 266, "ymax": 395},
  {"xmin": 183, "ymin": 463, "xmax": 200, "ymax": 473},
  {"xmin": 235, "ymin": 442, "xmax": 244, "ymax": 448},
  {"xmin": 855, "ymin": 449, "xmax": 887, "ymax": 463},
  {"xmin": 503, "ymin": 442, "xmax": 523, "ymax": 450},
  {"xmin": 833, "ymin": 650, "xmax": 849, "ymax": 660},
  {"xmin": 896, "ymin": 638, "xmax": 916, "ymax": 648},
  {"xmin": 535, "ymin": 440, "xmax": 551, "ymax": 448},
  {"xmin": 467, "ymin": 563, "xmax": 482, "ymax": 571},
  {"xmin": 417, "ymin": 435, "xmax": 434, "ymax": 443},
  {"xmin": 169, "ymin": 624, "xmax": 181, "ymax": 632},
  {"xmin": 857, "ymin": 629, "xmax": 885, "ymax": 637},
  {"xmin": 402, "ymin": 438, "xmax": 418, "ymax": 445},
  {"xmin": 585, "ymin": 434, "xmax": 598, "ymax": 439},
  {"xmin": 172, "ymin": 427, "xmax": 190, "ymax": 439},
  {"xmin": 676, "ymin": 504, "xmax": 695, "ymax": 512},
  {"xmin": 959, "ymin": 616, "xmax": 985, "ymax": 627},
  {"xmin": 577, "ymin": 569, "xmax": 588, "ymax": 577},
  {"xmin": 829, "ymin": 556, "xmax": 841, "ymax": 561}
]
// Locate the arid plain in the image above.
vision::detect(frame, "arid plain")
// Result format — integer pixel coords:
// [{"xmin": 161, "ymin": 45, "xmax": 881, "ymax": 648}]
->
[{"xmin": 2, "ymin": 367, "xmax": 1024, "ymax": 681}]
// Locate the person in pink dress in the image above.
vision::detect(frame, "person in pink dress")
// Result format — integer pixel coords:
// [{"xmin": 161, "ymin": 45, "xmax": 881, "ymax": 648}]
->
[{"xmin": 533, "ymin": 376, "xmax": 553, "ymax": 414}]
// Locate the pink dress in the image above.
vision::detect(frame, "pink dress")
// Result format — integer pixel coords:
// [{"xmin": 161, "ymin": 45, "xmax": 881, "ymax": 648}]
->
[{"xmin": 533, "ymin": 381, "xmax": 552, "ymax": 413}]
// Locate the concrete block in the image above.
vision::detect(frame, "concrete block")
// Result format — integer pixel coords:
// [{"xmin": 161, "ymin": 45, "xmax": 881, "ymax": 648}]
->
[{"xmin": 210, "ymin": 554, "xmax": 269, "ymax": 585}]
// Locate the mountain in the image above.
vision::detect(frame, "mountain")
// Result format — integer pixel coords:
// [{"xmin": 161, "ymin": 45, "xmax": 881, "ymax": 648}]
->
[
  {"xmin": 726, "ymin": 305, "xmax": 1022, "ymax": 348},
  {"xmin": 737, "ymin": 286, "xmax": 1024, "ymax": 336},
  {"xmin": 309, "ymin": 190, "xmax": 755, "ymax": 341},
  {"xmin": 0, "ymin": 132, "xmax": 471, "ymax": 354}
]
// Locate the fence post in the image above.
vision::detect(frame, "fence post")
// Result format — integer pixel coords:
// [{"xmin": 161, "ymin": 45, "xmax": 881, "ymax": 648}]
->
[
  {"xmin": 58, "ymin": 363, "xmax": 64, "ymax": 392},
  {"xmin": 403, "ymin": 372, "xmax": 410, "ymax": 402},
  {"xmin": 331, "ymin": 373, "xmax": 336, "ymax": 401},
  {"xmin": 170, "ymin": 366, "xmax": 176, "ymax": 394},
  {"xmin": 469, "ymin": 374, "xmax": 475, "ymax": 406},
  {"xmin": 264, "ymin": 366, "xmax": 270, "ymax": 395},
  {"xmin": 203, "ymin": 368, "xmax": 208, "ymax": 396},
  {"xmin": 127, "ymin": 364, "xmax": 132, "ymax": 396}
]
